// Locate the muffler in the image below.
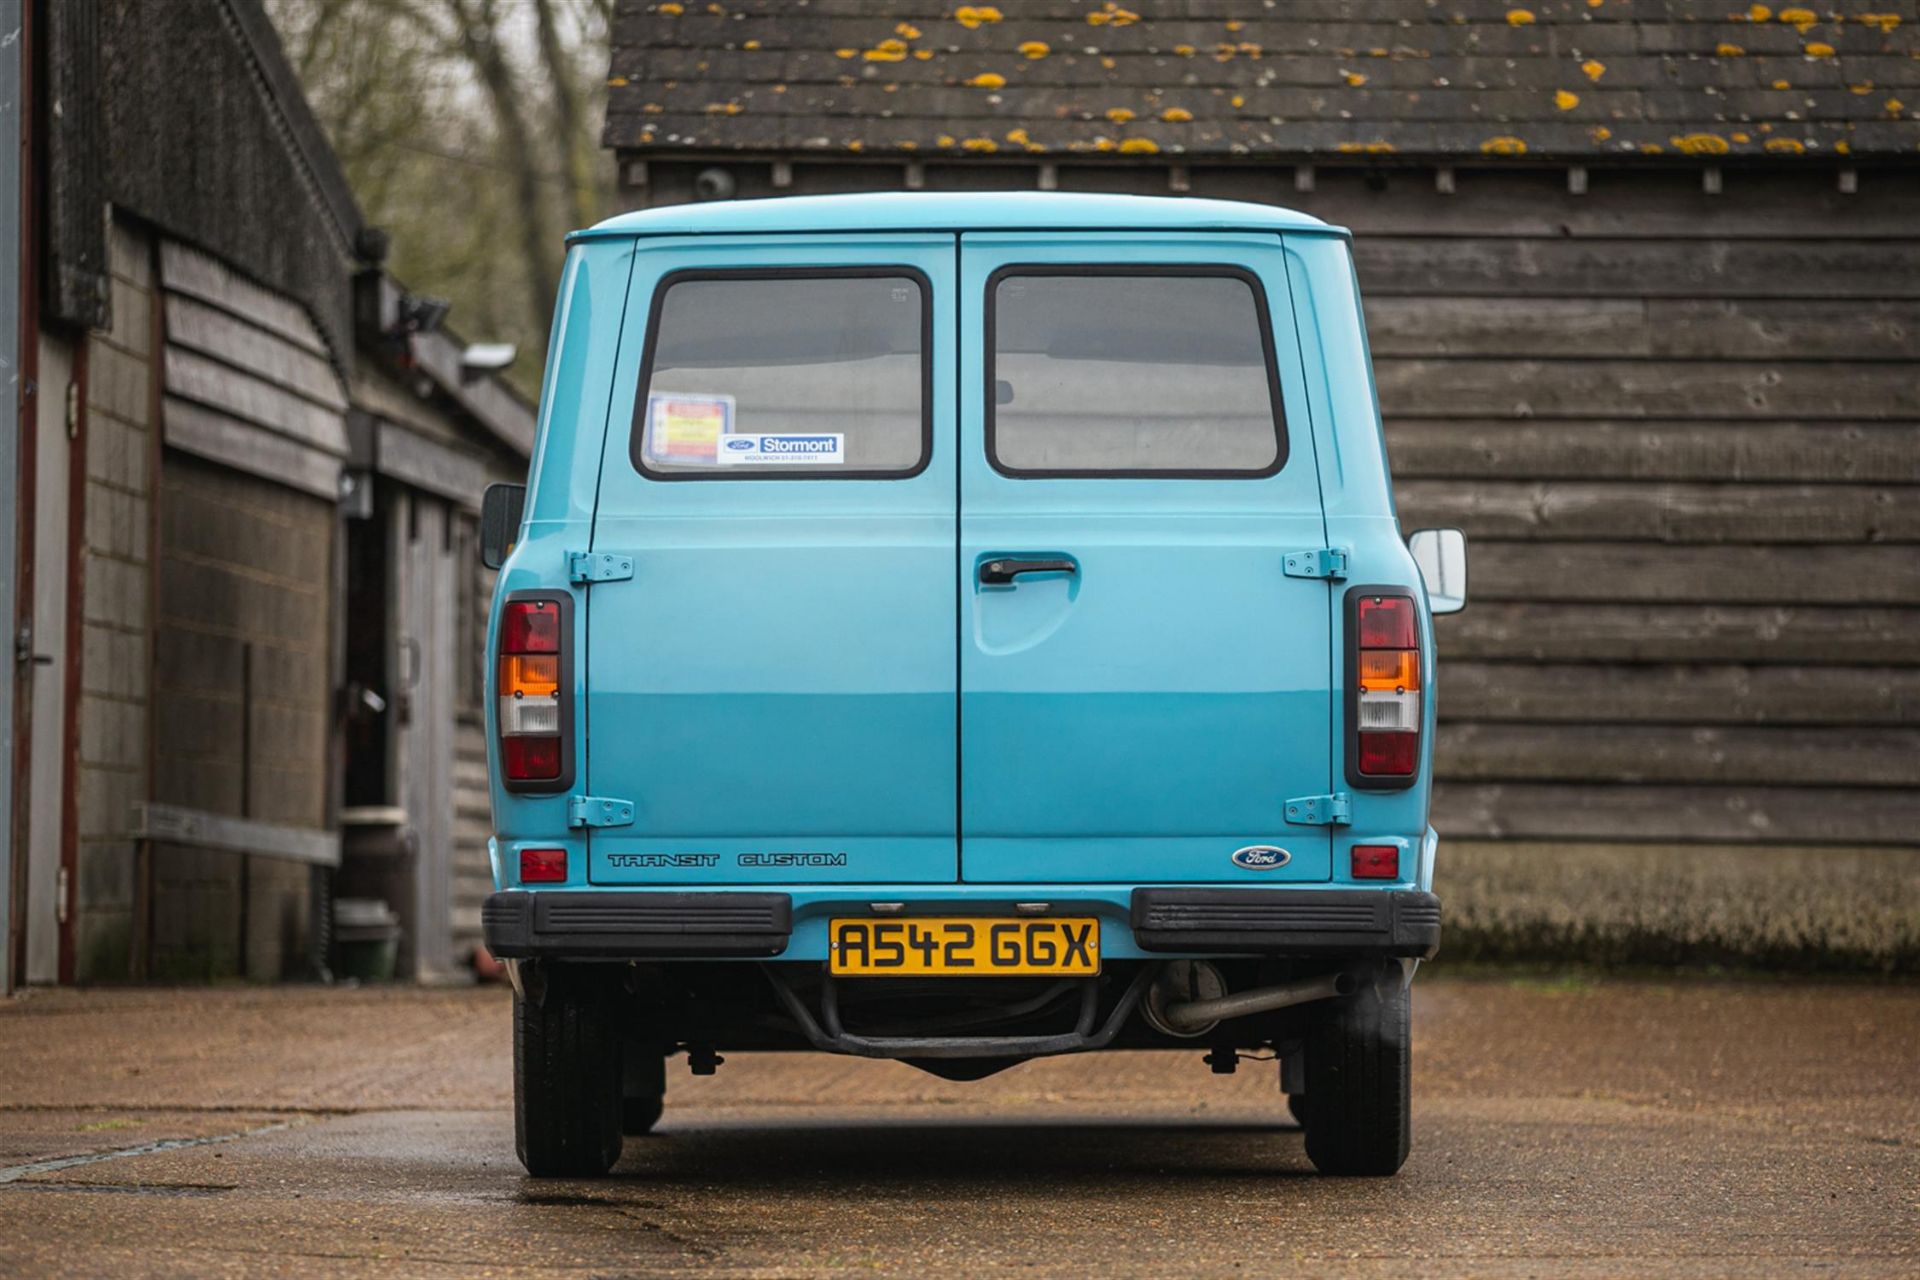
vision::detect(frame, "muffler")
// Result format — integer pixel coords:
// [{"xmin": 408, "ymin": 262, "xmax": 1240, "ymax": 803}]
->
[{"xmin": 1145, "ymin": 961, "xmax": 1355, "ymax": 1037}]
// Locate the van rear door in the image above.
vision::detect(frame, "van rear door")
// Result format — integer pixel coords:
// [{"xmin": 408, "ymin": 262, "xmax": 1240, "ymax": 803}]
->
[
  {"xmin": 958, "ymin": 233, "xmax": 1334, "ymax": 884},
  {"xmin": 585, "ymin": 236, "xmax": 957, "ymax": 884}
]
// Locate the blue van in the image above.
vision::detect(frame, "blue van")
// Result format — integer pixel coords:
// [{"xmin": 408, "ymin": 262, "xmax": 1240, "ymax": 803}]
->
[{"xmin": 478, "ymin": 193, "xmax": 1467, "ymax": 1179}]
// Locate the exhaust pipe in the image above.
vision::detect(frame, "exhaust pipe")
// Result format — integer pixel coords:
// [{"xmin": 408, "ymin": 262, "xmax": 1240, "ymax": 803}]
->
[{"xmin": 1152, "ymin": 967, "xmax": 1356, "ymax": 1036}]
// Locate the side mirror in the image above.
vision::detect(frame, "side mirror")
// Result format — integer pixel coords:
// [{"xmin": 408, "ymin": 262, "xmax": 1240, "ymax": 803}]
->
[
  {"xmin": 479, "ymin": 483, "xmax": 526, "ymax": 570},
  {"xmin": 1408, "ymin": 528, "xmax": 1468, "ymax": 615}
]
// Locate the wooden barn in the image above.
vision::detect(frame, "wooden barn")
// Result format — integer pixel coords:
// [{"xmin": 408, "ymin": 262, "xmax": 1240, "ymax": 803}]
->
[
  {"xmin": 3, "ymin": 0, "xmax": 530, "ymax": 987},
  {"xmin": 601, "ymin": 1, "xmax": 1920, "ymax": 966}
]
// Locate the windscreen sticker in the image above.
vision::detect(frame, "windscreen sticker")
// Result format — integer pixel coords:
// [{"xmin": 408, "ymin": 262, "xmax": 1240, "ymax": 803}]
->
[
  {"xmin": 714, "ymin": 433, "xmax": 846, "ymax": 466},
  {"xmin": 645, "ymin": 393, "xmax": 734, "ymax": 464}
]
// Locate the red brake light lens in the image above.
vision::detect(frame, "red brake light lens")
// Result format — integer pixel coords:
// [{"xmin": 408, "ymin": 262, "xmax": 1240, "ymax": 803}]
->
[
  {"xmin": 502, "ymin": 600, "xmax": 561, "ymax": 655},
  {"xmin": 1356, "ymin": 595, "xmax": 1415, "ymax": 650},
  {"xmin": 1351, "ymin": 844, "xmax": 1400, "ymax": 880},
  {"xmin": 519, "ymin": 848, "xmax": 567, "ymax": 884},
  {"xmin": 1357, "ymin": 731, "xmax": 1417, "ymax": 777},
  {"xmin": 503, "ymin": 734, "xmax": 561, "ymax": 781}
]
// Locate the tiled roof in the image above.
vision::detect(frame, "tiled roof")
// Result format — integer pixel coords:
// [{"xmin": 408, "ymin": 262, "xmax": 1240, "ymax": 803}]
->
[{"xmin": 604, "ymin": 1, "xmax": 1920, "ymax": 161}]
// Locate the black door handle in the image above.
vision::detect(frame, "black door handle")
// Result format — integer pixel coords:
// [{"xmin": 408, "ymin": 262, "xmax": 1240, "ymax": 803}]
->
[{"xmin": 980, "ymin": 557, "xmax": 1077, "ymax": 585}]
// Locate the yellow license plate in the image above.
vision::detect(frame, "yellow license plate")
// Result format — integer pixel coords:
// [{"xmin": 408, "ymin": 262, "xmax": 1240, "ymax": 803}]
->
[{"xmin": 828, "ymin": 917, "xmax": 1101, "ymax": 977}]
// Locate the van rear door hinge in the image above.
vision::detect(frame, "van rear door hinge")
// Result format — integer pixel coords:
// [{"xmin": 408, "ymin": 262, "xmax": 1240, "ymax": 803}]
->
[
  {"xmin": 1284, "ymin": 792, "xmax": 1351, "ymax": 826},
  {"xmin": 1283, "ymin": 547, "xmax": 1349, "ymax": 581},
  {"xmin": 568, "ymin": 551, "xmax": 634, "ymax": 584},
  {"xmin": 568, "ymin": 795, "xmax": 636, "ymax": 829}
]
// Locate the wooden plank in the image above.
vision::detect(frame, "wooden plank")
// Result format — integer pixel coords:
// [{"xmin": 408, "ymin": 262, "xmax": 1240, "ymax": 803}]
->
[
  {"xmin": 162, "ymin": 397, "xmax": 341, "ymax": 503},
  {"xmin": 1431, "ymin": 782, "xmax": 1920, "ymax": 845},
  {"xmin": 1395, "ymin": 481, "xmax": 1920, "ymax": 544},
  {"xmin": 164, "ymin": 346, "xmax": 350, "ymax": 457},
  {"xmin": 376, "ymin": 421, "xmax": 488, "ymax": 511},
  {"xmin": 1384, "ymin": 420, "xmax": 1920, "ymax": 484},
  {"xmin": 134, "ymin": 802, "xmax": 339, "ymax": 868},
  {"xmin": 1466, "ymin": 542, "xmax": 1920, "ymax": 605},
  {"xmin": 1435, "ymin": 603, "xmax": 1920, "ymax": 665},
  {"xmin": 1365, "ymin": 298, "xmax": 1920, "ymax": 361},
  {"xmin": 1355, "ymin": 238, "xmax": 1920, "ymax": 300},
  {"xmin": 1435, "ymin": 723, "xmax": 1920, "ymax": 787},
  {"xmin": 1440, "ymin": 662, "xmax": 1920, "ymax": 727},
  {"xmin": 1374, "ymin": 358, "xmax": 1920, "ymax": 420},
  {"xmin": 158, "ymin": 240, "xmax": 330, "ymax": 359},
  {"xmin": 164, "ymin": 294, "xmax": 347, "ymax": 414}
]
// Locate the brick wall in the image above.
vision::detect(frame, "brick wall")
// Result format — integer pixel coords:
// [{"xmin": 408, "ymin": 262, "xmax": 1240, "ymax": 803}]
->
[{"xmin": 72, "ymin": 220, "xmax": 156, "ymax": 982}]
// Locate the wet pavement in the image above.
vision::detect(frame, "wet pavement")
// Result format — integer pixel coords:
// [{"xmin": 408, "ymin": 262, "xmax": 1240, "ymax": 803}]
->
[{"xmin": 1, "ymin": 976, "xmax": 1916, "ymax": 1277}]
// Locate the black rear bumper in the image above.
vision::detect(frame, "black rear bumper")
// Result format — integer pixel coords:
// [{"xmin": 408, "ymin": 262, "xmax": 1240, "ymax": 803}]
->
[
  {"xmin": 1131, "ymin": 888, "xmax": 1441, "ymax": 959},
  {"xmin": 482, "ymin": 890, "xmax": 793, "ymax": 959}
]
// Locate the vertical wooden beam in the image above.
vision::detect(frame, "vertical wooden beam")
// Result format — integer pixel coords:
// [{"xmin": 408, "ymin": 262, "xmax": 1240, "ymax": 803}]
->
[
  {"xmin": 1168, "ymin": 164, "xmax": 1191, "ymax": 193},
  {"xmin": 1036, "ymin": 162, "xmax": 1058, "ymax": 191},
  {"xmin": 1294, "ymin": 164, "xmax": 1315, "ymax": 194},
  {"xmin": 770, "ymin": 159, "xmax": 793, "ymax": 189},
  {"xmin": 1435, "ymin": 166, "xmax": 1456, "ymax": 195},
  {"xmin": 1567, "ymin": 166, "xmax": 1589, "ymax": 196},
  {"xmin": 1702, "ymin": 166, "xmax": 1723, "ymax": 195},
  {"xmin": 904, "ymin": 160, "xmax": 925, "ymax": 190}
]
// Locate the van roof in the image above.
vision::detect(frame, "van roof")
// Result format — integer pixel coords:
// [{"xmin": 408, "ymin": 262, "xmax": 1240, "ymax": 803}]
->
[{"xmin": 575, "ymin": 192, "xmax": 1342, "ymax": 241}]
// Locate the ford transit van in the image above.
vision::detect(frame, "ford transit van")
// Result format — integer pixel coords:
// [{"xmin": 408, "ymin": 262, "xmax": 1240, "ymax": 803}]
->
[{"xmin": 480, "ymin": 193, "xmax": 1467, "ymax": 1178}]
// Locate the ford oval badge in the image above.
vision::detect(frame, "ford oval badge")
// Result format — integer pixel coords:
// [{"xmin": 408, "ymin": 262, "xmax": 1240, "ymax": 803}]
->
[{"xmin": 1231, "ymin": 845, "xmax": 1292, "ymax": 871}]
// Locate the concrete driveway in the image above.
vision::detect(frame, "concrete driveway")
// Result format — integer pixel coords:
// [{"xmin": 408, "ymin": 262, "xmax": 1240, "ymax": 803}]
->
[{"xmin": 1, "ymin": 976, "xmax": 1915, "ymax": 1277}]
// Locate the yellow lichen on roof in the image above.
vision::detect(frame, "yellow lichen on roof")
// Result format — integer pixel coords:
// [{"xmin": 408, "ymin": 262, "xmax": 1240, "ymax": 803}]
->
[
  {"xmin": 1162, "ymin": 107, "xmax": 1193, "ymax": 121},
  {"xmin": 1230, "ymin": 94, "xmax": 1246, "ymax": 108},
  {"xmin": 1344, "ymin": 71, "xmax": 1368, "ymax": 86},
  {"xmin": 865, "ymin": 39, "xmax": 909, "ymax": 62},
  {"xmin": 1777, "ymin": 7, "xmax": 1818, "ymax": 31},
  {"xmin": 1772, "ymin": 78, "xmax": 1792, "ymax": 87},
  {"xmin": 1717, "ymin": 42, "xmax": 1745, "ymax": 55},
  {"xmin": 1335, "ymin": 141, "xmax": 1397, "ymax": 153},
  {"xmin": 1670, "ymin": 132, "xmax": 1729, "ymax": 154},
  {"xmin": 1765, "ymin": 136, "xmax": 1807, "ymax": 151},
  {"xmin": 1087, "ymin": 4, "xmax": 1139, "ymax": 26},
  {"xmin": 937, "ymin": 134, "xmax": 957, "ymax": 147},
  {"xmin": 657, "ymin": 1, "xmax": 683, "ymax": 12},
  {"xmin": 608, "ymin": 76, "xmax": 629, "ymax": 87},
  {"xmin": 1554, "ymin": 89, "xmax": 1579, "ymax": 109},
  {"xmin": 1889, "ymin": 97, "xmax": 1907, "ymax": 113},
  {"xmin": 1105, "ymin": 107, "xmax": 1136, "ymax": 122},
  {"xmin": 1732, "ymin": 131, "xmax": 1751, "ymax": 142},
  {"xmin": 741, "ymin": 40, "xmax": 759, "ymax": 50},
  {"xmin": 836, "ymin": 48, "xmax": 856, "ymax": 58},
  {"xmin": 1019, "ymin": 41, "xmax": 1051, "ymax": 58},
  {"xmin": 1851, "ymin": 82, "xmax": 1875, "ymax": 93},
  {"xmin": 1806, "ymin": 41, "xmax": 1836, "ymax": 56},
  {"xmin": 896, "ymin": 22, "xmax": 921, "ymax": 39},
  {"xmin": 1173, "ymin": 44, "xmax": 1196, "ymax": 56},
  {"xmin": 1747, "ymin": 3, "xmax": 1772, "ymax": 18},
  {"xmin": 1857, "ymin": 13, "xmax": 1901, "ymax": 32},
  {"xmin": 914, "ymin": 50, "xmax": 934, "ymax": 60},
  {"xmin": 1480, "ymin": 135, "xmax": 1528, "ymax": 155},
  {"xmin": 962, "ymin": 137, "xmax": 999, "ymax": 151},
  {"xmin": 968, "ymin": 73, "xmax": 1006, "ymax": 88},
  {"xmin": 1582, "ymin": 59, "xmax": 1607, "ymax": 80},
  {"xmin": 1118, "ymin": 137, "xmax": 1159, "ymax": 153},
  {"xmin": 1506, "ymin": 9, "xmax": 1536, "ymax": 25},
  {"xmin": 1589, "ymin": 125, "xmax": 1612, "ymax": 140},
  {"xmin": 954, "ymin": 6, "xmax": 1002, "ymax": 28}
]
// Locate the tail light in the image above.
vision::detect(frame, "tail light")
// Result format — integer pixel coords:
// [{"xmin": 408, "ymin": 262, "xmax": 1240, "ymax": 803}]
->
[
  {"xmin": 498, "ymin": 593, "xmax": 571, "ymax": 790},
  {"xmin": 1349, "ymin": 592, "xmax": 1421, "ymax": 786}
]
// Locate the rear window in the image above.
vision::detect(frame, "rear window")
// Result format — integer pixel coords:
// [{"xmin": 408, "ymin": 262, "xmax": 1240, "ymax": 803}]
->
[
  {"xmin": 631, "ymin": 269, "xmax": 930, "ymax": 479},
  {"xmin": 987, "ymin": 268, "xmax": 1286, "ymax": 477}
]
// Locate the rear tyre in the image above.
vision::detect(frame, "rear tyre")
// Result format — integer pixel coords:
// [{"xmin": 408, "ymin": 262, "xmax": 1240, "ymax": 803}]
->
[
  {"xmin": 514, "ymin": 968, "xmax": 625, "ymax": 1177},
  {"xmin": 1285, "ymin": 1092, "xmax": 1310, "ymax": 1127},
  {"xmin": 1302, "ymin": 965, "xmax": 1411, "ymax": 1177},
  {"xmin": 621, "ymin": 1040, "xmax": 667, "ymax": 1136}
]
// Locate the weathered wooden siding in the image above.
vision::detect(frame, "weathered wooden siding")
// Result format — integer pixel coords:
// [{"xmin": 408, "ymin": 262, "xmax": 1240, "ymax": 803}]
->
[
  {"xmin": 619, "ymin": 160, "xmax": 1918, "ymax": 853},
  {"xmin": 146, "ymin": 238, "xmax": 345, "ymax": 981},
  {"xmin": 1287, "ymin": 167, "xmax": 1920, "ymax": 848}
]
